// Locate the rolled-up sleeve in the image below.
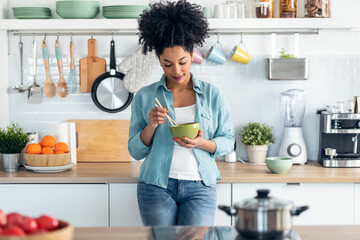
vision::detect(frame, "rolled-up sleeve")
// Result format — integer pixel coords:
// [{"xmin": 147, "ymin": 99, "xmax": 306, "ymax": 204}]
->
[
  {"xmin": 128, "ymin": 94, "xmax": 151, "ymax": 160},
  {"xmin": 211, "ymin": 93, "xmax": 235, "ymax": 157}
]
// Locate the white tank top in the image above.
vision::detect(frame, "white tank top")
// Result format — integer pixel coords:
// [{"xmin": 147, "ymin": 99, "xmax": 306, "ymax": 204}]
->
[{"xmin": 169, "ymin": 104, "xmax": 201, "ymax": 180}]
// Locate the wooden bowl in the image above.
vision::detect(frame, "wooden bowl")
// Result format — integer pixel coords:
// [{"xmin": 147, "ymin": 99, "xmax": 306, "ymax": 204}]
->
[
  {"xmin": 24, "ymin": 153, "xmax": 71, "ymax": 167},
  {"xmin": 0, "ymin": 220, "xmax": 73, "ymax": 240}
]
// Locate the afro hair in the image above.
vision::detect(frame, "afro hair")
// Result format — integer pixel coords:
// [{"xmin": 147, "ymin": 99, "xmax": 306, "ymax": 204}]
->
[{"xmin": 138, "ymin": 0, "xmax": 209, "ymax": 56}]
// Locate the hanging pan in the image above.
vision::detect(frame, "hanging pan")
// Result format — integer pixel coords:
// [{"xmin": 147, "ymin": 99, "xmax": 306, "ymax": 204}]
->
[{"xmin": 91, "ymin": 39, "xmax": 133, "ymax": 113}]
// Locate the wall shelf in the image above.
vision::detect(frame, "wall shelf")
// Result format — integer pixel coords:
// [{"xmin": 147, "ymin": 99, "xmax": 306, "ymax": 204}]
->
[{"xmin": 1, "ymin": 18, "xmax": 359, "ymax": 35}]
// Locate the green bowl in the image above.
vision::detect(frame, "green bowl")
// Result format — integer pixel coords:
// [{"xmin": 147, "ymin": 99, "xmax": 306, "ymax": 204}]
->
[
  {"xmin": 265, "ymin": 157, "xmax": 293, "ymax": 174},
  {"xmin": 170, "ymin": 122, "xmax": 200, "ymax": 140}
]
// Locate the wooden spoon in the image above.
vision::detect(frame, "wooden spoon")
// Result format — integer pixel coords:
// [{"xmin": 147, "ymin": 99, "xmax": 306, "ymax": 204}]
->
[
  {"xmin": 55, "ymin": 40, "xmax": 68, "ymax": 97},
  {"xmin": 42, "ymin": 40, "xmax": 55, "ymax": 98}
]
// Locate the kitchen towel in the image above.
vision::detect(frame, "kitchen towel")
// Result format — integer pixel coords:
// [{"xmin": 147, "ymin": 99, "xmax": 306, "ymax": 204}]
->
[{"xmin": 51, "ymin": 122, "xmax": 77, "ymax": 164}]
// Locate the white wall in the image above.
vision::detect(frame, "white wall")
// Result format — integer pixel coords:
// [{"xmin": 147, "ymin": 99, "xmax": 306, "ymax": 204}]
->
[{"xmin": 3, "ymin": 0, "xmax": 360, "ymax": 161}]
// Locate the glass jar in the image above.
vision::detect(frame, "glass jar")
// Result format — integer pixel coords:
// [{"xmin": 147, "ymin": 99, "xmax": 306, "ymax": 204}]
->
[
  {"xmin": 260, "ymin": 0, "xmax": 274, "ymax": 18},
  {"xmin": 280, "ymin": 0, "xmax": 297, "ymax": 18},
  {"xmin": 255, "ymin": 2, "xmax": 270, "ymax": 18},
  {"xmin": 304, "ymin": 0, "xmax": 330, "ymax": 18}
]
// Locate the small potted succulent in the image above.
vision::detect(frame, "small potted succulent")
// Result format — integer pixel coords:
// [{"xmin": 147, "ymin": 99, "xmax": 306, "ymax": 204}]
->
[
  {"xmin": 239, "ymin": 122, "xmax": 275, "ymax": 163},
  {"xmin": 0, "ymin": 123, "xmax": 29, "ymax": 172}
]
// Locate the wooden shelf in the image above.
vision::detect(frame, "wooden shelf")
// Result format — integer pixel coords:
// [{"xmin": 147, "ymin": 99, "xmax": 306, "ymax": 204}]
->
[{"xmin": 1, "ymin": 18, "xmax": 359, "ymax": 34}]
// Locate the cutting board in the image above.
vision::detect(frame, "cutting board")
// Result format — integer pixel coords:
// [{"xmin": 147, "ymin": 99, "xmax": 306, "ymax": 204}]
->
[
  {"xmin": 68, "ymin": 119, "xmax": 131, "ymax": 162},
  {"xmin": 79, "ymin": 39, "xmax": 106, "ymax": 93}
]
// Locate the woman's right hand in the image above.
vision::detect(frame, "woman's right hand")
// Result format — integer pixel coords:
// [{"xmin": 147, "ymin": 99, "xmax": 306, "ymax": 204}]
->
[{"xmin": 148, "ymin": 107, "xmax": 168, "ymax": 128}]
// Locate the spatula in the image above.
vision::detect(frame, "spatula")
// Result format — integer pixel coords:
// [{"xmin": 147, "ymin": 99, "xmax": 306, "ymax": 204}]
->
[
  {"xmin": 42, "ymin": 40, "xmax": 55, "ymax": 98},
  {"xmin": 55, "ymin": 40, "xmax": 68, "ymax": 98},
  {"xmin": 27, "ymin": 40, "xmax": 42, "ymax": 104},
  {"xmin": 68, "ymin": 41, "xmax": 77, "ymax": 93}
]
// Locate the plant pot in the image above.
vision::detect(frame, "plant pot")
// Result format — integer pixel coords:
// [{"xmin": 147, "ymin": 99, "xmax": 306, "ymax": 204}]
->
[
  {"xmin": 1, "ymin": 153, "xmax": 21, "ymax": 172},
  {"xmin": 246, "ymin": 145, "xmax": 269, "ymax": 163}
]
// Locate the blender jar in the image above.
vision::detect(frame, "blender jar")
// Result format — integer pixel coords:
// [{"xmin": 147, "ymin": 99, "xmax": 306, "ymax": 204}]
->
[
  {"xmin": 304, "ymin": 0, "xmax": 331, "ymax": 18},
  {"xmin": 281, "ymin": 89, "xmax": 306, "ymax": 127}
]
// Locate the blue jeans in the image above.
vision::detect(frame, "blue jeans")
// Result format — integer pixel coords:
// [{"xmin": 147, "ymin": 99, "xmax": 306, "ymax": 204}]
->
[{"xmin": 137, "ymin": 178, "xmax": 216, "ymax": 226}]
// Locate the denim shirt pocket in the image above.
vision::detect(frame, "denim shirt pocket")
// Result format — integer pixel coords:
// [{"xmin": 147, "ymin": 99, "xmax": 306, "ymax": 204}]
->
[{"xmin": 199, "ymin": 112, "xmax": 214, "ymax": 138}]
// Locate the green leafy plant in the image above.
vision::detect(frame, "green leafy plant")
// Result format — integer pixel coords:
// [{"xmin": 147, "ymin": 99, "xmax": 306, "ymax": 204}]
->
[
  {"xmin": 279, "ymin": 48, "xmax": 295, "ymax": 59},
  {"xmin": 0, "ymin": 123, "xmax": 29, "ymax": 153},
  {"xmin": 239, "ymin": 122, "xmax": 275, "ymax": 146}
]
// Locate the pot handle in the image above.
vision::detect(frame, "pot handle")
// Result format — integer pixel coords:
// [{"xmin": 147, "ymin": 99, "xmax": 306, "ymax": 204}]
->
[
  {"xmin": 218, "ymin": 205, "xmax": 237, "ymax": 216},
  {"xmin": 291, "ymin": 206, "xmax": 309, "ymax": 216}
]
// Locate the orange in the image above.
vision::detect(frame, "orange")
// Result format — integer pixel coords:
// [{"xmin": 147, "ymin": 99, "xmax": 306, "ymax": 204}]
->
[
  {"xmin": 41, "ymin": 147, "xmax": 54, "ymax": 155},
  {"xmin": 55, "ymin": 151, "xmax": 65, "ymax": 154},
  {"xmin": 54, "ymin": 142, "xmax": 69, "ymax": 153},
  {"xmin": 41, "ymin": 135, "xmax": 56, "ymax": 148},
  {"xmin": 26, "ymin": 143, "xmax": 42, "ymax": 154}
]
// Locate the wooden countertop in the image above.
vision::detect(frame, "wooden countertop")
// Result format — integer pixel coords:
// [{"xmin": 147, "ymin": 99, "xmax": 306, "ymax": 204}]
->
[
  {"xmin": 1, "ymin": 161, "xmax": 360, "ymax": 184},
  {"xmin": 73, "ymin": 225, "xmax": 360, "ymax": 240}
]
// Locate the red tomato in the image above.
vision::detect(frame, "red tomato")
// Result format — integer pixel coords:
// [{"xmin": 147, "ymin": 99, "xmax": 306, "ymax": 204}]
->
[
  {"xmin": 17, "ymin": 216, "xmax": 38, "ymax": 234},
  {"xmin": 6, "ymin": 212, "xmax": 22, "ymax": 227},
  {"xmin": 0, "ymin": 225, "xmax": 26, "ymax": 236},
  {"xmin": 0, "ymin": 210, "xmax": 6, "ymax": 227},
  {"xmin": 36, "ymin": 215, "xmax": 59, "ymax": 231}
]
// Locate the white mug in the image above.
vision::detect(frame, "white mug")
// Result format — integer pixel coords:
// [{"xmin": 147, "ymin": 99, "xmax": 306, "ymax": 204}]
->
[
  {"xmin": 225, "ymin": 151, "xmax": 237, "ymax": 162},
  {"xmin": 213, "ymin": 4, "xmax": 225, "ymax": 18}
]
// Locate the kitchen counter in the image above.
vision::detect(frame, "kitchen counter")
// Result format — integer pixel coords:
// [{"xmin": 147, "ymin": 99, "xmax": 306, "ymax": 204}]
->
[
  {"xmin": 1, "ymin": 161, "xmax": 360, "ymax": 183},
  {"xmin": 72, "ymin": 225, "xmax": 360, "ymax": 240}
]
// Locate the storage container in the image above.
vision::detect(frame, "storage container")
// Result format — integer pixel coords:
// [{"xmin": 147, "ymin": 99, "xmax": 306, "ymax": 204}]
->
[
  {"xmin": 304, "ymin": 0, "xmax": 330, "ymax": 18},
  {"xmin": 265, "ymin": 58, "xmax": 309, "ymax": 80},
  {"xmin": 280, "ymin": 0, "xmax": 297, "ymax": 18},
  {"xmin": 254, "ymin": 0, "xmax": 274, "ymax": 18}
]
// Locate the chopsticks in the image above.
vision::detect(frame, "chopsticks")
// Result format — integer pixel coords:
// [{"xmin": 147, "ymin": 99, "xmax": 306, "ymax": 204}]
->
[{"xmin": 155, "ymin": 97, "xmax": 178, "ymax": 127}]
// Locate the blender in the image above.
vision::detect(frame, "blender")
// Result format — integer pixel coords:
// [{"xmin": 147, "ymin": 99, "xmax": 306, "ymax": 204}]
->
[{"xmin": 278, "ymin": 89, "xmax": 307, "ymax": 165}]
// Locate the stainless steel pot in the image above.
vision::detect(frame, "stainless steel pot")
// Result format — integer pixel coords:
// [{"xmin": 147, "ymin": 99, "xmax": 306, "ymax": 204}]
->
[{"xmin": 219, "ymin": 189, "xmax": 308, "ymax": 238}]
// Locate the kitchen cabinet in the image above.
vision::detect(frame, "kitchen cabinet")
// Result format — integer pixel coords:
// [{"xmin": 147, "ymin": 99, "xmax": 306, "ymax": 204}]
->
[
  {"xmin": 214, "ymin": 183, "xmax": 232, "ymax": 226},
  {"xmin": 109, "ymin": 184, "xmax": 142, "ymax": 227},
  {"xmin": 233, "ymin": 183, "xmax": 354, "ymax": 225},
  {"xmin": 355, "ymin": 184, "xmax": 360, "ymax": 225},
  {"xmin": 109, "ymin": 183, "xmax": 232, "ymax": 227},
  {"xmin": 0, "ymin": 184, "xmax": 109, "ymax": 227}
]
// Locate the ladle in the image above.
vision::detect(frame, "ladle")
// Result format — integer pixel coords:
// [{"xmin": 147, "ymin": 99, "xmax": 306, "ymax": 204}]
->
[{"xmin": 13, "ymin": 36, "xmax": 28, "ymax": 92}]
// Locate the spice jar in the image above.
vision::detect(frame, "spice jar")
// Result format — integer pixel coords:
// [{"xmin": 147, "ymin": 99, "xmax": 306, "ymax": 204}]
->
[
  {"xmin": 304, "ymin": 0, "xmax": 330, "ymax": 18},
  {"xmin": 280, "ymin": 0, "xmax": 297, "ymax": 18}
]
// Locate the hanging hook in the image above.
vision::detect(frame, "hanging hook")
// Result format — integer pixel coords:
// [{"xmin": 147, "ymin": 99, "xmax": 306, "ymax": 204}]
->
[
  {"xmin": 43, "ymin": 33, "xmax": 46, "ymax": 41},
  {"xmin": 32, "ymin": 33, "xmax": 35, "ymax": 44},
  {"xmin": 19, "ymin": 33, "xmax": 22, "ymax": 43},
  {"xmin": 70, "ymin": 33, "xmax": 73, "ymax": 43},
  {"xmin": 216, "ymin": 32, "xmax": 220, "ymax": 44},
  {"xmin": 240, "ymin": 32, "xmax": 244, "ymax": 44},
  {"xmin": 57, "ymin": 33, "xmax": 60, "ymax": 42},
  {"xmin": 112, "ymin": 32, "xmax": 114, "ymax": 40},
  {"xmin": 91, "ymin": 33, "xmax": 93, "ymax": 39}
]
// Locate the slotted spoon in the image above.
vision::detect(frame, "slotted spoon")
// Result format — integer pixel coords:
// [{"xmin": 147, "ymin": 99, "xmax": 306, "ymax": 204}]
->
[{"xmin": 55, "ymin": 40, "xmax": 68, "ymax": 97}]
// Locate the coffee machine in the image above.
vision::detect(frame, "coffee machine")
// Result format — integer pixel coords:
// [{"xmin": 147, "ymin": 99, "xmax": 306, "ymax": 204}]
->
[{"xmin": 318, "ymin": 111, "xmax": 360, "ymax": 167}]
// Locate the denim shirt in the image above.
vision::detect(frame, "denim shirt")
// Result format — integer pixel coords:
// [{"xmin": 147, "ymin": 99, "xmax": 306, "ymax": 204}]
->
[{"xmin": 128, "ymin": 74, "xmax": 235, "ymax": 188}]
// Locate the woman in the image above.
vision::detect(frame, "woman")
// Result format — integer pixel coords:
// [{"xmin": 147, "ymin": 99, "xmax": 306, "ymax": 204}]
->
[{"xmin": 128, "ymin": 0, "xmax": 235, "ymax": 226}]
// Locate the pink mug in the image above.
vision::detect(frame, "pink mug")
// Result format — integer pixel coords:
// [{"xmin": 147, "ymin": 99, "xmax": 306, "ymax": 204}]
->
[{"xmin": 192, "ymin": 49, "xmax": 204, "ymax": 64}]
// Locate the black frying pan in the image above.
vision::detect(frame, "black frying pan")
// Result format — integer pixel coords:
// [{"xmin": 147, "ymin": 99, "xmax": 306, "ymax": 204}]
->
[{"xmin": 91, "ymin": 40, "xmax": 133, "ymax": 113}]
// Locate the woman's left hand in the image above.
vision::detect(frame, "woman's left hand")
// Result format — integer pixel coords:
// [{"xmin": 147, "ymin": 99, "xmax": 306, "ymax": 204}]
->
[{"xmin": 173, "ymin": 130, "xmax": 205, "ymax": 149}]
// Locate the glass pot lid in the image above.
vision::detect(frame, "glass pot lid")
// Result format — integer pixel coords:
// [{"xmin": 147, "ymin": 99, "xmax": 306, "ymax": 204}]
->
[{"xmin": 233, "ymin": 189, "xmax": 294, "ymax": 211}]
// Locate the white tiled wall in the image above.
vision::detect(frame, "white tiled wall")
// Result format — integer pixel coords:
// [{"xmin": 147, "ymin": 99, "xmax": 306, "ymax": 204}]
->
[{"xmin": 4, "ymin": 0, "xmax": 360, "ymax": 161}]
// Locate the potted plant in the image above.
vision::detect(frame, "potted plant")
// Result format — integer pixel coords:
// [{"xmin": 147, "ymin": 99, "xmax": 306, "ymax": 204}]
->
[
  {"xmin": 0, "ymin": 123, "xmax": 29, "ymax": 172},
  {"xmin": 239, "ymin": 122, "xmax": 275, "ymax": 163}
]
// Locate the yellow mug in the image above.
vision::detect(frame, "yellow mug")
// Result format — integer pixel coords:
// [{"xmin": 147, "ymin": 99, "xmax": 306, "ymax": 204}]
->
[{"xmin": 229, "ymin": 45, "xmax": 250, "ymax": 64}]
